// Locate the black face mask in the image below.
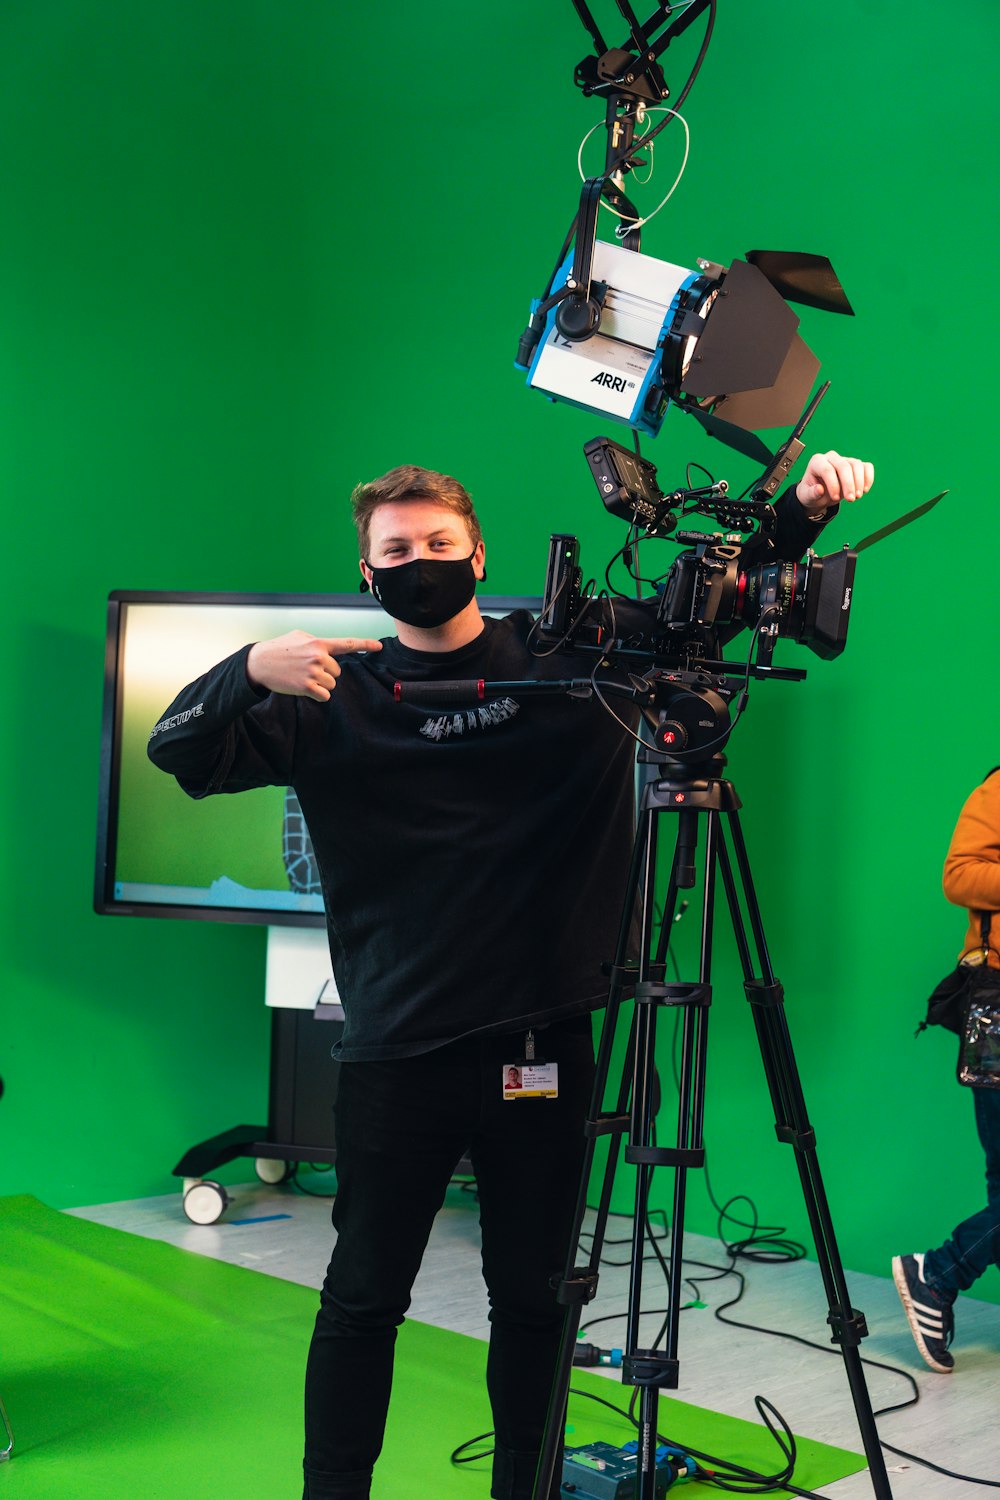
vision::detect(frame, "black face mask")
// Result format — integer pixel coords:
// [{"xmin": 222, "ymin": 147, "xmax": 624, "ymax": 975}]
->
[{"xmin": 365, "ymin": 550, "xmax": 479, "ymax": 629}]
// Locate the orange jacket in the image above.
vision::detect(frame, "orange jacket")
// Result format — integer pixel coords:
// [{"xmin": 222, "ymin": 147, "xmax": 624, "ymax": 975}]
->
[{"xmin": 943, "ymin": 767, "xmax": 1000, "ymax": 968}]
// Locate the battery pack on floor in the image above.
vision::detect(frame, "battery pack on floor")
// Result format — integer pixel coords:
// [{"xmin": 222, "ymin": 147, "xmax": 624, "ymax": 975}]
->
[{"xmin": 561, "ymin": 1438, "xmax": 696, "ymax": 1498}]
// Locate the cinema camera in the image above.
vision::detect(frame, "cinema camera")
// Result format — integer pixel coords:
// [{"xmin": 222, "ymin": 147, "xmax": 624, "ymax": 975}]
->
[
  {"xmin": 534, "ymin": 413, "xmax": 944, "ymax": 739},
  {"xmin": 538, "ymin": 400, "xmax": 857, "ymax": 688}
]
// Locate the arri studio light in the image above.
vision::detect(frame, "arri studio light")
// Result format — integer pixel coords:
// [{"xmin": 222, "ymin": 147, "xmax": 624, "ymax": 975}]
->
[
  {"xmin": 514, "ymin": 0, "xmax": 854, "ymax": 465},
  {"xmin": 519, "ymin": 240, "xmax": 853, "ymax": 465}
]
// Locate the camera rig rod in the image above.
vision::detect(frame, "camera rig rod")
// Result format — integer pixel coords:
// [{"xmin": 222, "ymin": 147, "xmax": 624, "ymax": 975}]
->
[{"xmin": 392, "ymin": 677, "xmax": 595, "ymax": 706}]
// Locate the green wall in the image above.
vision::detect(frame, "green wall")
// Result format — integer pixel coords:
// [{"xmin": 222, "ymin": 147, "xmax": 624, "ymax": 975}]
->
[{"xmin": 2, "ymin": 2, "xmax": 998, "ymax": 1301}]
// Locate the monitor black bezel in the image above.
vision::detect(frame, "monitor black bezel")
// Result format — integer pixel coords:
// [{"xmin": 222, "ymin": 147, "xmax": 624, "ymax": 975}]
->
[{"xmin": 95, "ymin": 589, "xmax": 540, "ymax": 927}]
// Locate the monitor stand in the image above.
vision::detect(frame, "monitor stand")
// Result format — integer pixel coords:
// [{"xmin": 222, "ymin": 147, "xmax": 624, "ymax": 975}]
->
[{"xmin": 172, "ymin": 927, "xmax": 473, "ymax": 1223}]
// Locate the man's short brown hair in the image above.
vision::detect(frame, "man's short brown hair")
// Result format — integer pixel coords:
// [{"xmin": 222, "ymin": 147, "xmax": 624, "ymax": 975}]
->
[{"xmin": 350, "ymin": 464, "xmax": 483, "ymax": 560}]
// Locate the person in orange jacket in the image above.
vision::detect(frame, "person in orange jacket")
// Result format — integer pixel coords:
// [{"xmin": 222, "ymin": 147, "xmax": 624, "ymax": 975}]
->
[{"xmin": 892, "ymin": 767, "xmax": 1000, "ymax": 1372}]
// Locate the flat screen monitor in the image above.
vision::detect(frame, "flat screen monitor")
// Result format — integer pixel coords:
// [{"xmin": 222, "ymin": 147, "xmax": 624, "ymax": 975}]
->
[{"xmin": 95, "ymin": 590, "xmax": 540, "ymax": 927}]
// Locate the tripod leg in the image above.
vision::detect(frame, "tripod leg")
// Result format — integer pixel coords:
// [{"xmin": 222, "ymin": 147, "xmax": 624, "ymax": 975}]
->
[
  {"xmin": 624, "ymin": 805, "xmax": 677, "ymax": 1500},
  {"xmin": 531, "ymin": 801, "xmax": 653, "ymax": 1500},
  {"xmin": 534, "ymin": 795, "xmax": 707, "ymax": 1500},
  {"xmin": 630, "ymin": 808, "xmax": 716, "ymax": 1378},
  {"xmin": 623, "ymin": 808, "xmax": 718, "ymax": 1500},
  {"xmin": 717, "ymin": 808, "xmax": 894, "ymax": 1500}
]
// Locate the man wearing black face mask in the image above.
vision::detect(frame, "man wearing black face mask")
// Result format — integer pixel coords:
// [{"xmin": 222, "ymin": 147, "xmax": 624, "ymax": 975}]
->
[
  {"xmin": 358, "ymin": 478, "xmax": 487, "ymax": 643},
  {"xmin": 148, "ymin": 455, "xmax": 873, "ymax": 1500}
]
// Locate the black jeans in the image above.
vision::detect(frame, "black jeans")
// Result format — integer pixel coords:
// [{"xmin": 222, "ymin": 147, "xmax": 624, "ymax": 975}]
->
[{"xmin": 303, "ymin": 1016, "xmax": 595, "ymax": 1500}]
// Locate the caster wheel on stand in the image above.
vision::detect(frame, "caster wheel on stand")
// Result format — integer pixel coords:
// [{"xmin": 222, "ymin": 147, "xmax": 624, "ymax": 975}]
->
[
  {"xmin": 254, "ymin": 1157, "xmax": 294, "ymax": 1185},
  {"xmin": 182, "ymin": 1178, "xmax": 230, "ymax": 1225}
]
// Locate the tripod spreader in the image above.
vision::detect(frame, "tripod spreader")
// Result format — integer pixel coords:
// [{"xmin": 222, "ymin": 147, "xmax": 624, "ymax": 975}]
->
[
  {"xmin": 622, "ymin": 1350, "xmax": 678, "ymax": 1390},
  {"xmin": 829, "ymin": 1308, "xmax": 871, "ymax": 1349}
]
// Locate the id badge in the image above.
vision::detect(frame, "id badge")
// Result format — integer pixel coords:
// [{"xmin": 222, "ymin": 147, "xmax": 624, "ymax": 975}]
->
[{"xmin": 502, "ymin": 1061, "xmax": 559, "ymax": 1099}]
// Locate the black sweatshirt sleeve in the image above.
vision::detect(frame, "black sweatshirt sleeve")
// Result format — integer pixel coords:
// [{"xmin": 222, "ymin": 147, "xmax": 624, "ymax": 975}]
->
[
  {"xmin": 147, "ymin": 643, "xmax": 297, "ymax": 797},
  {"xmin": 771, "ymin": 486, "xmax": 840, "ymax": 561}
]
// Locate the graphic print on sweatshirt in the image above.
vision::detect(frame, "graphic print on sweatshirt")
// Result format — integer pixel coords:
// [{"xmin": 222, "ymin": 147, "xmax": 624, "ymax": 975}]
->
[{"xmin": 418, "ymin": 696, "xmax": 520, "ymax": 742}]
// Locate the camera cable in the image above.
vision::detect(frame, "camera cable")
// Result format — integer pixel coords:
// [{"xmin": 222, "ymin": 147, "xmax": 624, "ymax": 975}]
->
[{"xmin": 576, "ymin": 106, "xmax": 691, "ymax": 238}]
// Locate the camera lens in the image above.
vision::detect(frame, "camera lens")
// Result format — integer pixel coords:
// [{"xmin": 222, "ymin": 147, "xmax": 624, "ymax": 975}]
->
[{"xmin": 736, "ymin": 560, "xmax": 804, "ymax": 634}]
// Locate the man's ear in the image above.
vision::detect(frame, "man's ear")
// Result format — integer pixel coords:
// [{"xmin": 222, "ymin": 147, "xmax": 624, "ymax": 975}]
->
[
  {"xmin": 359, "ymin": 557, "xmax": 373, "ymax": 595},
  {"xmin": 474, "ymin": 541, "xmax": 486, "ymax": 581}
]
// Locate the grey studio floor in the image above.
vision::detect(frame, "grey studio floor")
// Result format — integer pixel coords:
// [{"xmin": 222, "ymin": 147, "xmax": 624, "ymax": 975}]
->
[{"xmin": 70, "ymin": 1176, "xmax": 999, "ymax": 1500}]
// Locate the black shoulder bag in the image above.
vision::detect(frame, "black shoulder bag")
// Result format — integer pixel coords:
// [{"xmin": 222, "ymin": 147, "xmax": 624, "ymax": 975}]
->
[{"xmin": 917, "ymin": 912, "xmax": 1000, "ymax": 1088}]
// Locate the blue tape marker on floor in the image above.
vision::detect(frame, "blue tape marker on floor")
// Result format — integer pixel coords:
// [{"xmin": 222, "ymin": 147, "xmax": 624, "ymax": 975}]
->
[{"xmin": 229, "ymin": 1213, "xmax": 293, "ymax": 1225}]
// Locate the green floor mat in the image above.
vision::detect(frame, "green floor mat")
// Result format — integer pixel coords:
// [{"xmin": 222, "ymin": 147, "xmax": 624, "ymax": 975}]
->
[{"xmin": 0, "ymin": 1195, "xmax": 865, "ymax": 1497}]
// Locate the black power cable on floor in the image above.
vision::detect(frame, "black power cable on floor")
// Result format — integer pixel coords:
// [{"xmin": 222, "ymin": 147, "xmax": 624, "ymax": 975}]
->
[
  {"xmin": 483, "ymin": 1173, "xmax": 1000, "ymax": 1493},
  {"xmin": 451, "ymin": 1195, "xmax": 839, "ymax": 1495},
  {"xmin": 289, "ymin": 1163, "xmax": 337, "ymax": 1198},
  {"xmin": 699, "ymin": 1161, "xmax": 1000, "ymax": 1490},
  {"xmin": 450, "ymin": 1381, "xmax": 839, "ymax": 1499}
]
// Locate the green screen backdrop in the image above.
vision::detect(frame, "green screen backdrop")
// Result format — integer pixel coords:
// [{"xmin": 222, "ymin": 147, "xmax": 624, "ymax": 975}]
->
[{"xmin": 2, "ymin": 1, "xmax": 998, "ymax": 1303}]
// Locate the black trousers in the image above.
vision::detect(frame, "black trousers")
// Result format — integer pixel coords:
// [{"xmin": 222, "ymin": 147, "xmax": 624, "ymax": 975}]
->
[{"xmin": 302, "ymin": 1015, "xmax": 595, "ymax": 1499}]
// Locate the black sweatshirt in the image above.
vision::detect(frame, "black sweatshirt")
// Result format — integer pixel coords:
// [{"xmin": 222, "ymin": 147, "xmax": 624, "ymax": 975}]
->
[
  {"xmin": 147, "ymin": 492, "xmax": 833, "ymax": 1060},
  {"xmin": 148, "ymin": 612, "xmax": 639, "ymax": 1059}
]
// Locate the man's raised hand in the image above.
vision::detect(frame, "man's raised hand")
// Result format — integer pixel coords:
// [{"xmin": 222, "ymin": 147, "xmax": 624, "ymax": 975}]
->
[
  {"xmin": 796, "ymin": 451, "xmax": 874, "ymax": 515},
  {"xmin": 246, "ymin": 631, "xmax": 383, "ymax": 701}
]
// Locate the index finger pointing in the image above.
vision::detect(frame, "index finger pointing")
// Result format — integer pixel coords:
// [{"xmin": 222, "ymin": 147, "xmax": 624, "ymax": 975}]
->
[{"xmin": 322, "ymin": 638, "xmax": 383, "ymax": 655}]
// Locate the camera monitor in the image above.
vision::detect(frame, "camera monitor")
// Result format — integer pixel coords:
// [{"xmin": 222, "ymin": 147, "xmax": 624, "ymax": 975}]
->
[{"xmin": 95, "ymin": 590, "xmax": 539, "ymax": 927}]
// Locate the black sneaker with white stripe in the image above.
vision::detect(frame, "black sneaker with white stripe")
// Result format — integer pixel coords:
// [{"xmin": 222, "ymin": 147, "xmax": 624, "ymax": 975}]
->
[{"xmin": 892, "ymin": 1252, "xmax": 956, "ymax": 1372}]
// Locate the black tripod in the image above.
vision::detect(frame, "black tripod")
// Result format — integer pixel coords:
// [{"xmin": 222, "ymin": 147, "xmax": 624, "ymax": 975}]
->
[{"xmin": 532, "ymin": 745, "xmax": 894, "ymax": 1500}]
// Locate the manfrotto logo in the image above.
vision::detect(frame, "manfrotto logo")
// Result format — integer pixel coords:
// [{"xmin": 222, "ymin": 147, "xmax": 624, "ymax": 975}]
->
[
  {"xmin": 418, "ymin": 697, "xmax": 520, "ymax": 742},
  {"xmin": 591, "ymin": 371, "xmax": 628, "ymax": 393},
  {"xmin": 149, "ymin": 704, "xmax": 205, "ymax": 739}
]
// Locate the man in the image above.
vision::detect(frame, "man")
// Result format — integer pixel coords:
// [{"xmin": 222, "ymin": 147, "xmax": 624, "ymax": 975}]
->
[{"xmin": 148, "ymin": 450, "xmax": 872, "ymax": 1499}]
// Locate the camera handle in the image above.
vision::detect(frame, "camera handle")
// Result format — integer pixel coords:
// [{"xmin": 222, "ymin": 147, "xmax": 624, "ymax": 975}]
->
[{"xmin": 531, "ymin": 749, "xmax": 895, "ymax": 1500}]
